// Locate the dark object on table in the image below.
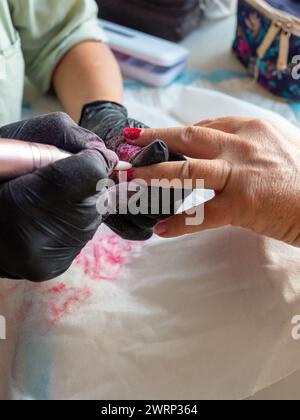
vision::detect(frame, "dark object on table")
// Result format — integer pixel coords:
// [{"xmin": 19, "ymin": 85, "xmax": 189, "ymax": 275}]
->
[{"xmin": 98, "ymin": 0, "xmax": 206, "ymax": 42}]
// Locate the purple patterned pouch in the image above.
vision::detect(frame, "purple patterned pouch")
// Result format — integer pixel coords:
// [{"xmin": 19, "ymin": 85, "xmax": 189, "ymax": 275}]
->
[{"xmin": 233, "ymin": 0, "xmax": 300, "ymax": 101}]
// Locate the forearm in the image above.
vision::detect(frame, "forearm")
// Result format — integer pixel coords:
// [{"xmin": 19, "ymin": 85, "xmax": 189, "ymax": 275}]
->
[{"xmin": 53, "ymin": 41, "xmax": 123, "ymax": 122}]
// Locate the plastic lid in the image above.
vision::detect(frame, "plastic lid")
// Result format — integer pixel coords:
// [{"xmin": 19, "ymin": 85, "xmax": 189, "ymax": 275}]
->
[{"xmin": 101, "ymin": 20, "xmax": 189, "ymax": 68}]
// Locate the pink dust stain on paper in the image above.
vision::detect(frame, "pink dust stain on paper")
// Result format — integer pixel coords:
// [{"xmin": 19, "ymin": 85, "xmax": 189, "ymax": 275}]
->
[
  {"xmin": 2, "ymin": 282, "xmax": 92, "ymax": 332},
  {"xmin": 0, "ymin": 283, "xmax": 20, "ymax": 299},
  {"xmin": 75, "ymin": 233, "xmax": 138, "ymax": 281},
  {"xmin": 0, "ymin": 233, "xmax": 141, "ymax": 332},
  {"xmin": 48, "ymin": 283, "xmax": 92, "ymax": 325}
]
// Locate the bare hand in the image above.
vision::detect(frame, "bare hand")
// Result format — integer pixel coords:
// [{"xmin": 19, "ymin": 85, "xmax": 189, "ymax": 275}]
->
[{"xmin": 125, "ymin": 117, "xmax": 300, "ymax": 246}]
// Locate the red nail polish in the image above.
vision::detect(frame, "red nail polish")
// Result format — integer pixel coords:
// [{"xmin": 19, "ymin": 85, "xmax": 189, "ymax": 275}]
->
[
  {"xmin": 123, "ymin": 128, "xmax": 142, "ymax": 140},
  {"xmin": 126, "ymin": 168, "xmax": 135, "ymax": 182}
]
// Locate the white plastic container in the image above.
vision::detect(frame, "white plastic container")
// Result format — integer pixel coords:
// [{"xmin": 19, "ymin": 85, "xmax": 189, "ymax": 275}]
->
[{"xmin": 100, "ymin": 20, "xmax": 190, "ymax": 87}]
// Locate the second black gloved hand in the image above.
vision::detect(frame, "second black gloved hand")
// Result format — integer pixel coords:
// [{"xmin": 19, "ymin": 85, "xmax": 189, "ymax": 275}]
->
[
  {"xmin": 0, "ymin": 112, "xmax": 118, "ymax": 282},
  {"xmin": 80, "ymin": 101, "xmax": 187, "ymax": 241}
]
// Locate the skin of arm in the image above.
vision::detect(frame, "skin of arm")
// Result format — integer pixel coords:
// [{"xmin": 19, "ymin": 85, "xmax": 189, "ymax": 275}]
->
[{"xmin": 53, "ymin": 41, "xmax": 123, "ymax": 122}]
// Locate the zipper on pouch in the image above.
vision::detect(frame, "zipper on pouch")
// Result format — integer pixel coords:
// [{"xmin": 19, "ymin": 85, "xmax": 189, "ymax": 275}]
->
[
  {"xmin": 257, "ymin": 19, "xmax": 293, "ymax": 71},
  {"xmin": 257, "ymin": 20, "xmax": 282, "ymax": 59},
  {"xmin": 245, "ymin": 0, "xmax": 300, "ymax": 31},
  {"xmin": 277, "ymin": 22, "xmax": 293, "ymax": 71}
]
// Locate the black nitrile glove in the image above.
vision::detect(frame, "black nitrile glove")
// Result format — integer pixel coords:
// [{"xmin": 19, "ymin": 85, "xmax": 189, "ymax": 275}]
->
[
  {"xmin": 80, "ymin": 101, "xmax": 188, "ymax": 241},
  {"xmin": 0, "ymin": 112, "xmax": 118, "ymax": 282}
]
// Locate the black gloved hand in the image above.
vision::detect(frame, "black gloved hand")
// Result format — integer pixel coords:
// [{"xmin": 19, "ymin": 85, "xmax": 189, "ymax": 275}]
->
[
  {"xmin": 0, "ymin": 112, "xmax": 118, "ymax": 282},
  {"xmin": 80, "ymin": 101, "xmax": 187, "ymax": 241}
]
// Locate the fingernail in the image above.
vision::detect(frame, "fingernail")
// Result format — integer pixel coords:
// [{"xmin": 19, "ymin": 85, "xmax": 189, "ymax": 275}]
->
[
  {"xmin": 126, "ymin": 168, "xmax": 135, "ymax": 182},
  {"xmin": 154, "ymin": 222, "xmax": 168, "ymax": 236},
  {"xmin": 123, "ymin": 128, "xmax": 142, "ymax": 141}
]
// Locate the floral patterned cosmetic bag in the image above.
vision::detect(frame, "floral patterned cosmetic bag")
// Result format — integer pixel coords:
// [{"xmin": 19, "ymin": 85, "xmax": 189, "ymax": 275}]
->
[{"xmin": 233, "ymin": 0, "xmax": 300, "ymax": 101}]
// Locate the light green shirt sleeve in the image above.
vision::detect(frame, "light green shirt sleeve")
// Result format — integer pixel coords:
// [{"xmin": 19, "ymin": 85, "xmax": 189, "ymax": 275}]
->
[{"xmin": 8, "ymin": 0, "xmax": 107, "ymax": 93}]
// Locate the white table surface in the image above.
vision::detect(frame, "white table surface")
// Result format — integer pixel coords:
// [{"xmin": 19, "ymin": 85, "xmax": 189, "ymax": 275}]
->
[{"xmin": 182, "ymin": 16, "xmax": 241, "ymax": 72}]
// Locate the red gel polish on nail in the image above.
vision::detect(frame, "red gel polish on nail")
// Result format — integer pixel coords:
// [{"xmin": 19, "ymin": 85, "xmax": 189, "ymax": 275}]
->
[
  {"xmin": 126, "ymin": 168, "xmax": 135, "ymax": 182},
  {"xmin": 123, "ymin": 128, "xmax": 142, "ymax": 140}
]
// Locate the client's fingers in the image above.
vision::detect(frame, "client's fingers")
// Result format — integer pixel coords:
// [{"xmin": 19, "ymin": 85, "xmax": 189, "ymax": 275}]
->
[
  {"xmin": 124, "ymin": 126, "xmax": 237, "ymax": 159},
  {"xmin": 133, "ymin": 159, "xmax": 232, "ymax": 191},
  {"xmin": 196, "ymin": 116, "xmax": 254, "ymax": 134},
  {"xmin": 154, "ymin": 195, "xmax": 230, "ymax": 238}
]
